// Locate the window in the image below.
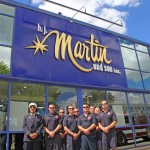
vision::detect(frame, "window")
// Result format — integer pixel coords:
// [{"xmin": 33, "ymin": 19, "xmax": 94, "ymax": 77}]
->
[
  {"xmin": 82, "ymin": 89, "xmax": 106, "ymax": 106},
  {"xmin": 137, "ymin": 51, "xmax": 150, "ymax": 72},
  {"xmin": 0, "ymin": 81, "xmax": 8, "ymax": 131},
  {"xmin": 0, "ymin": 3, "xmax": 14, "ymax": 16},
  {"xmin": 48, "ymin": 86, "xmax": 77, "ymax": 114},
  {"xmin": 118, "ymin": 38, "xmax": 134, "ymax": 49},
  {"xmin": 121, "ymin": 47, "xmax": 139, "ymax": 70},
  {"xmin": 107, "ymin": 91, "xmax": 131, "ymax": 126},
  {"xmin": 128, "ymin": 93, "xmax": 148, "ymax": 125},
  {"xmin": 142, "ymin": 73, "xmax": 150, "ymax": 90},
  {"xmin": 10, "ymin": 82, "xmax": 46, "ymax": 131},
  {"xmin": 0, "ymin": 46, "xmax": 11, "ymax": 74},
  {"xmin": 0, "ymin": 15, "xmax": 14, "ymax": 45},
  {"xmin": 125, "ymin": 69, "xmax": 144, "ymax": 89},
  {"xmin": 135, "ymin": 43, "xmax": 148, "ymax": 53}
]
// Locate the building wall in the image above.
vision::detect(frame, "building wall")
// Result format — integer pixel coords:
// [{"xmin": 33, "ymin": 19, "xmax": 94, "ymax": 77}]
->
[{"xmin": 0, "ymin": 1, "xmax": 150, "ymax": 150}]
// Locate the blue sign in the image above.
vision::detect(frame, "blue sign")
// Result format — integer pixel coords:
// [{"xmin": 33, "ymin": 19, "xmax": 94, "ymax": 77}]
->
[{"xmin": 12, "ymin": 7, "xmax": 127, "ymax": 89}]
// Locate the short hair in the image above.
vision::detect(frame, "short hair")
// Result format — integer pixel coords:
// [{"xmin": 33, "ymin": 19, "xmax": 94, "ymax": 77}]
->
[
  {"xmin": 66, "ymin": 104, "xmax": 74, "ymax": 115},
  {"xmin": 83, "ymin": 103, "xmax": 89, "ymax": 107}
]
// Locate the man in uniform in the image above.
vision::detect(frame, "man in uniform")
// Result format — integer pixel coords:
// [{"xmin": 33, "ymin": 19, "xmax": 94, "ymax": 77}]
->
[
  {"xmin": 23, "ymin": 102, "xmax": 43, "ymax": 150},
  {"xmin": 78, "ymin": 103, "xmax": 97, "ymax": 150},
  {"xmin": 63, "ymin": 105, "xmax": 81, "ymax": 150},
  {"xmin": 98, "ymin": 100, "xmax": 117, "ymax": 150},
  {"xmin": 43, "ymin": 104, "xmax": 62, "ymax": 150}
]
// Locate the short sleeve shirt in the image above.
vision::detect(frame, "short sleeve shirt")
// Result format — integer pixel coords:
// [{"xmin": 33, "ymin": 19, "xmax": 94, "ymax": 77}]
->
[
  {"xmin": 97, "ymin": 109, "xmax": 117, "ymax": 128},
  {"xmin": 78, "ymin": 113, "xmax": 97, "ymax": 129},
  {"xmin": 63, "ymin": 114, "xmax": 79, "ymax": 133},
  {"xmin": 43, "ymin": 112, "xmax": 62, "ymax": 132}
]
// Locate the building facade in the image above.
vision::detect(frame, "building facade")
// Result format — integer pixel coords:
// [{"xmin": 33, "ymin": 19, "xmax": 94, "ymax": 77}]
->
[{"xmin": 0, "ymin": 0, "xmax": 150, "ymax": 149}]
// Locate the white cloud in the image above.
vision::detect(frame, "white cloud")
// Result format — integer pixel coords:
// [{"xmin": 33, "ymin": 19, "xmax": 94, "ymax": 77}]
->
[
  {"xmin": 31, "ymin": 0, "xmax": 43, "ymax": 4},
  {"xmin": 38, "ymin": 0, "xmax": 141, "ymax": 34}
]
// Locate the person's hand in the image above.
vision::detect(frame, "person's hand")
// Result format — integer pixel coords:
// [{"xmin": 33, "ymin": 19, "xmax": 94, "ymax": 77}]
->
[
  {"xmin": 32, "ymin": 133, "xmax": 38, "ymax": 139},
  {"xmin": 103, "ymin": 127, "xmax": 109, "ymax": 133},
  {"xmin": 49, "ymin": 131, "xmax": 55, "ymax": 138},
  {"xmin": 60, "ymin": 133, "xmax": 65, "ymax": 139},
  {"xmin": 72, "ymin": 133, "xmax": 78, "ymax": 140},
  {"xmin": 83, "ymin": 129, "xmax": 90, "ymax": 135}
]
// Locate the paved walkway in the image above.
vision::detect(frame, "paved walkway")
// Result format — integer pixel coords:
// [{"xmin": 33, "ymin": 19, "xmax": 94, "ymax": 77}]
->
[{"xmin": 118, "ymin": 145, "xmax": 150, "ymax": 150}]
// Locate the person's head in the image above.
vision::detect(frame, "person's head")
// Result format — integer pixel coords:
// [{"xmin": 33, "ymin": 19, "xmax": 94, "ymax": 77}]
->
[
  {"xmin": 29, "ymin": 102, "xmax": 37, "ymax": 114},
  {"xmin": 101, "ymin": 100, "xmax": 109, "ymax": 111},
  {"xmin": 82, "ymin": 103, "xmax": 90, "ymax": 113},
  {"xmin": 94, "ymin": 107, "xmax": 100, "ymax": 115},
  {"xmin": 74, "ymin": 108, "xmax": 80, "ymax": 116},
  {"xmin": 66, "ymin": 104, "xmax": 74, "ymax": 115},
  {"xmin": 59, "ymin": 109, "xmax": 65, "ymax": 117},
  {"xmin": 90, "ymin": 105, "xmax": 95, "ymax": 114},
  {"xmin": 48, "ymin": 104, "xmax": 56, "ymax": 114}
]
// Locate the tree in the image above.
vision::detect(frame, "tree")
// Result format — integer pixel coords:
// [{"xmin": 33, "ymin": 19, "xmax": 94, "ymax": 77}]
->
[{"xmin": 0, "ymin": 61, "xmax": 10, "ymax": 74}]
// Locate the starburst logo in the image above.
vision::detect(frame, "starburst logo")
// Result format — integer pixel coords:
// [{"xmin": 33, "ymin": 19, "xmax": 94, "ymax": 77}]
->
[{"xmin": 26, "ymin": 36, "xmax": 48, "ymax": 55}]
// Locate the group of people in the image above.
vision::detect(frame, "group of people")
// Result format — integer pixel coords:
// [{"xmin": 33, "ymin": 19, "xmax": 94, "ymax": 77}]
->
[{"xmin": 23, "ymin": 100, "xmax": 117, "ymax": 150}]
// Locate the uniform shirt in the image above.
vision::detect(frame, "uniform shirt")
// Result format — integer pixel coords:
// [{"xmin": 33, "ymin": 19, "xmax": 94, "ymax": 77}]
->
[
  {"xmin": 43, "ymin": 112, "xmax": 62, "ymax": 133},
  {"xmin": 23, "ymin": 113, "xmax": 43, "ymax": 142},
  {"xmin": 78, "ymin": 113, "xmax": 97, "ymax": 132},
  {"xmin": 97, "ymin": 109, "xmax": 117, "ymax": 129},
  {"xmin": 63, "ymin": 114, "xmax": 79, "ymax": 133}
]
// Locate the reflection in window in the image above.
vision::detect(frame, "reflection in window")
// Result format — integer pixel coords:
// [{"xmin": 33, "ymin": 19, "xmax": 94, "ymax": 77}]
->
[
  {"xmin": 0, "ymin": 81, "xmax": 8, "ymax": 131},
  {"xmin": 142, "ymin": 73, "xmax": 150, "ymax": 90},
  {"xmin": 137, "ymin": 51, "xmax": 150, "ymax": 72},
  {"xmin": 0, "ymin": 15, "xmax": 14, "ymax": 45},
  {"xmin": 128, "ymin": 93, "xmax": 148, "ymax": 125},
  {"xmin": 0, "ymin": 134, "xmax": 6, "ymax": 149},
  {"xmin": 135, "ymin": 43, "xmax": 148, "ymax": 53},
  {"xmin": 10, "ymin": 82, "xmax": 46, "ymax": 131},
  {"xmin": 0, "ymin": 3, "xmax": 14, "ymax": 16},
  {"xmin": 121, "ymin": 47, "xmax": 139, "ymax": 70},
  {"xmin": 107, "ymin": 91, "xmax": 131, "ymax": 126},
  {"xmin": 82, "ymin": 89, "xmax": 106, "ymax": 107},
  {"xmin": 118, "ymin": 38, "xmax": 134, "ymax": 49},
  {"xmin": 48, "ymin": 86, "xmax": 77, "ymax": 114},
  {"xmin": 134, "ymin": 125, "xmax": 150, "ymax": 146},
  {"xmin": 0, "ymin": 46, "xmax": 11, "ymax": 74},
  {"xmin": 125, "ymin": 69, "xmax": 144, "ymax": 89},
  {"xmin": 144, "ymin": 94, "xmax": 150, "ymax": 123}
]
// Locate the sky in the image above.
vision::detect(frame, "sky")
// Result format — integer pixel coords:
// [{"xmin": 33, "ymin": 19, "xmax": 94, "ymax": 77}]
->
[{"xmin": 12, "ymin": 0, "xmax": 150, "ymax": 44}]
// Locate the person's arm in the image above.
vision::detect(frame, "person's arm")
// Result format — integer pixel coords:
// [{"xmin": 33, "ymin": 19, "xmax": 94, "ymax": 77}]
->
[
  {"xmin": 87, "ymin": 124, "xmax": 96, "ymax": 132},
  {"xmin": 22, "ymin": 115, "xmax": 31, "ymax": 137},
  {"xmin": 107, "ymin": 121, "xmax": 117, "ymax": 130},
  {"xmin": 35, "ymin": 115, "xmax": 44, "ymax": 135}
]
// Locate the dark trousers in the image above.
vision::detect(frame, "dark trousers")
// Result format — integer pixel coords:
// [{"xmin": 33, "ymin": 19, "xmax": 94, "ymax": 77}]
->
[
  {"xmin": 66, "ymin": 135, "xmax": 81, "ymax": 150},
  {"xmin": 23, "ymin": 141, "xmax": 42, "ymax": 150},
  {"xmin": 45, "ymin": 134, "xmax": 61, "ymax": 150},
  {"xmin": 81, "ymin": 134, "xmax": 97, "ymax": 150}
]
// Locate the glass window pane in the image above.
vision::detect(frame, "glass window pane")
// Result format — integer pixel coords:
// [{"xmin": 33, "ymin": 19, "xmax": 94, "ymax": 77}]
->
[
  {"xmin": 142, "ymin": 73, "xmax": 150, "ymax": 90},
  {"xmin": 135, "ymin": 43, "xmax": 148, "ymax": 53},
  {"xmin": 118, "ymin": 38, "xmax": 134, "ymax": 49},
  {"xmin": 145, "ymin": 94, "xmax": 150, "ymax": 122},
  {"xmin": 0, "ymin": 3, "xmax": 14, "ymax": 16},
  {"xmin": 137, "ymin": 51, "xmax": 150, "ymax": 72},
  {"xmin": 128, "ymin": 93, "xmax": 148, "ymax": 125},
  {"xmin": 82, "ymin": 89, "xmax": 106, "ymax": 106},
  {"xmin": 0, "ymin": 15, "xmax": 14, "ymax": 45},
  {"xmin": 10, "ymin": 82, "xmax": 46, "ymax": 131},
  {"xmin": 121, "ymin": 47, "xmax": 139, "ymax": 70},
  {"xmin": 48, "ymin": 86, "xmax": 77, "ymax": 114},
  {"xmin": 125, "ymin": 69, "xmax": 144, "ymax": 89},
  {"xmin": 0, "ymin": 46, "xmax": 11, "ymax": 74},
  {"xmin": 0, "ymin": 81, "xmax": 8, "ymax": 131},
  {"xmin": 0, "ymin": 134, "xmax": 7, "ymax": 149},
  {"xmin": 134, "ymin": 125, "xmax": 150, "ymax": 147},
  {"xmin": 107, "ymin": 91, "xmax": 131, "ymax": 126}
]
